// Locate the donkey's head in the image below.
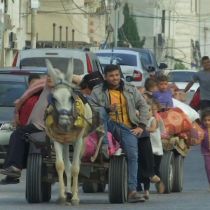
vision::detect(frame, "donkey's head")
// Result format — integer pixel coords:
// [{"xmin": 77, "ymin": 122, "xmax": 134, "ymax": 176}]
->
[{"xmin": 46, "ymin": 59, "xmax": 75, "ymax": 132}]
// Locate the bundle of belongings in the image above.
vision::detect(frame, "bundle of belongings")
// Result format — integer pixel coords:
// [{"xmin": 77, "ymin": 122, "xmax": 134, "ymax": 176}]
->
[
  {"xmin": 82, "ymin": 131, "xmax": 120, "ymax": 162},
  {"xmin": 158, "ymin": 99, "xmax": 204, "ymax": 156}
]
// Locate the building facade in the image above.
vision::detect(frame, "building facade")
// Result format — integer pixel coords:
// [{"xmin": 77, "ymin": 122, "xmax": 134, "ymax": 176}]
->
[
  {"xmin": 121, "ymin": 0, "xmax": 202, "ymax": 69},
  {"xmin": 199, "ymin": 0, "xmax": 210, "ymax": 57},
  {"xmin": 1, "ymin": 0, "xmax": 208, "ymax": 68},
  {"xmin": 0, "ymin": 0, "xmax": 107, "ymax": 66},
  {"xmin": 85, "ymin": 0, "xmax": 107, "ymax": 46},
  {"xmin": 0, "ymin": 0, "xmax": 29, "ymax": 66}
]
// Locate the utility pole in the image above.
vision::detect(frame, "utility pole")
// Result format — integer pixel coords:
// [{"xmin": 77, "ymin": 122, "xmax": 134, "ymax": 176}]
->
[
  {"xmin": 191, "ymin": 39, "xmax": 199, "ymax": 68},
  {"xmin": 31, "ymin": 8, "xmax": 36, "ymax": 48},
  {"xmin": 203, "ymin": 27, "xmax": 210, "ymax": 55},
  {"xmin": 59, "ymin": 25, "xmax": 62, "ymax": 48},
  {"xmin": 72, "ymin": 29, "xmax": 75, "ymax": 48},
  {"xmin": 0, "ymin": 9, "xmax": 4, "ymax": 67},
  {"xmin": 66, "ymin": 26, "xmax": 68, "ymax": 48},
  {"xmin": 30, "ymin": 0, "xmax": 40, "ymax": 49},
  {"xmin": 161, "ymin": 10, "xmax": 165, "ymax": 34},
  {"xmin": 52, "ymin": 23, "xmax": 56, "ymax": 48},
  {"xmin": 114, "ymin": 0, "xmax": 121, "ymax": 47}
]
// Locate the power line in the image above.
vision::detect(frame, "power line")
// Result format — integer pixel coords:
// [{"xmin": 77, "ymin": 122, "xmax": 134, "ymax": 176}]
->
[
  {"xmin": 72, "ymin": 0, "xmax": 89, "ymax": 15},
  {"xmin": 58, "ymin": 0, "xmax": 106, "ymax": 39},
  {"xmin": 39, "ymin": 3, "xmax": 102, "ymax": 13},
  {"xmin": 131, "ymin": 13, "xmax": 210, "ymax": 23},
  {"xmin": 36, "ymin": 11, "xmax": 107, "ymax": 15},
  {"xmin": 39, "ymin": 0, "xmax": 107, "ymax": 16},
  {"xmin": 59, "ymin": 0, "xmax": 88, "ymax": 37}
]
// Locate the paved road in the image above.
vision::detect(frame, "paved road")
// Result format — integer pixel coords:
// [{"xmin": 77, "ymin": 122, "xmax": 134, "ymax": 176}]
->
[{"xmin": 0, "ymin": 146, "xmax": 209, "ymax": 210}]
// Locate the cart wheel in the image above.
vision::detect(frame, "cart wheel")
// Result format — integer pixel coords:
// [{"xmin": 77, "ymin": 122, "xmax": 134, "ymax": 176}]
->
[
  {"xmin": 98, "ymin": 183, "xmax": 106, "ymax": 192},
  {"xmin": 109, "ymin": 156, "xmax": 127, "ymax": 203},
  {"xmin": 26, "ymin": 154, "xmax": 51, "ymax": 203},
  {"xmin": 160, "ymin": 151, "xmax": 175, "ymax": 194},
  {"xmin": 82, "ymin": 182, "xmax": 98, "ymax": 193},
  {"xmin": 172, "ymin": 154, "xmax": 184, "ymax": 192}
]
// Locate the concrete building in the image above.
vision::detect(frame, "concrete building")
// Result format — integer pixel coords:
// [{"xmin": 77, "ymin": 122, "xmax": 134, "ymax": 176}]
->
[
  {"xmin": 171, "ymin": 0, "xmax": 200, "ymax": 69},
  {"xmin": 120, "ymin": 0, "xmax": 201, "ymax": 69},
  {"xmin": 1, "ymin": 0, "xmax": 208, "ymax": 68},
  {"xmin": 199, "ymin": 0, "xmax": 210, "ymax": 57},
  {"xmin": 121, "ymin": 0, "xmax": 176, "ymax": 66},
  {"xmin": 0, "ymin": 0, "xmax": 108, "ymax": 66},
  {"xmin": 85, "ymin": 0, "xmax": 107, "ymax": 46},
  {"xmin": 0, "ymin": 0, "xmax": 29, "ymax": 66},
  {"xmin": 33, "ymin": 0, "xmax": 90, "ymax": 47}
]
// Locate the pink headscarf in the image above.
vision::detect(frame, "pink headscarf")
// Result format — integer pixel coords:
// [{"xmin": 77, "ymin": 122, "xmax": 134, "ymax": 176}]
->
[{"xmin": 14, "ymin": 78, "xmax": 46, "ymax": 111}]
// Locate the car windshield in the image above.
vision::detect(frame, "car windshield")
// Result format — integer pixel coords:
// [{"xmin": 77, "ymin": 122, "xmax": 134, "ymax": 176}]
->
[
  {"xmin": 96, "ymin": 53, "xmax": 137, "ymax": 66},
  {"xmin": 139, "ymin": 53, "xmax": 152, "ymax": 65},
  {"xmin": 168, "ymin": 71, "xmax": 196, "ymax": 82},
  {"xmin": 21, "ymin": 57, "xmax": 84, "ymax": 75},
  {"xmin": 0, "ymin": 82, "xmax": 27, "ymax": 107}
]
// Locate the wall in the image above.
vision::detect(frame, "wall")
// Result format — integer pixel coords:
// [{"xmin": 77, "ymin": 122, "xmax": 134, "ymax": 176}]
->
[
  {"xmin": 34, "ymin": 0, "xmax": 90, "ymax": 44},
  {"xmin": 199, "ymin": 0, "xmax": 210, "ymax": 57}
]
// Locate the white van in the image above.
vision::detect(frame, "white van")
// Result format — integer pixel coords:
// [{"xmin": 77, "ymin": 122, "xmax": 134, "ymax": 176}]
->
[{"xmin": 13, "ymin": 48, "xmax": 103, "ymax": 76}]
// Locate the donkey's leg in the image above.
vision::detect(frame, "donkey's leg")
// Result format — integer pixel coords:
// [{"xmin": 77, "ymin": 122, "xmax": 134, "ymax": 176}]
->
[
  {"xmin": 63, "ymin": 145, "xmax": 72, "ymax": 204},
  {"xmin": 54, "ymin": 141, "xmax": 66, "ymax": 203},
  {"xmin": 71, "ymin": 137, "xmax": 83, "ymax": 205}
]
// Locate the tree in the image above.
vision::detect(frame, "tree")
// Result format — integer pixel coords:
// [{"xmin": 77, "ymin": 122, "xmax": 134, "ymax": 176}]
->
[
  {"xmin": 174, "ymin": 62, "xmax": 188, "ymax": 70},
  {"xmin": 118, "ymin": 3, "xmax": 145, "ymax": 48}
]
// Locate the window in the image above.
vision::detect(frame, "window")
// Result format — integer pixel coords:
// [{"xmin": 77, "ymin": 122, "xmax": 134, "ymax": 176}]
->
[
  {"xmin": 21, "ymin": 57, "xmax": 84, "ymax": 75},
  {"xmin": 139, "ymin": 52, "xmax": 152, "ymax": 71},
  {"xmin": 96, "ymin": 53, "xmax": 137, "ymax": 66},
  {"xmin": 168, "ymin": 71, "xmax": 196, "ymax": 82},
  {"xmin": 0, "ymin": 82, "xmax": 27, "ymax": 107}
]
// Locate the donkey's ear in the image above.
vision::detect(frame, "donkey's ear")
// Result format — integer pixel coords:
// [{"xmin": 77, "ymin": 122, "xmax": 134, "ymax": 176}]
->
[
  {"xmin": 66, "ymin": 58, "xmax": 74, "ymax": 82},
  {"xmin": 45, "ymin": 59, "xmax": 57, "ymax": 82}
]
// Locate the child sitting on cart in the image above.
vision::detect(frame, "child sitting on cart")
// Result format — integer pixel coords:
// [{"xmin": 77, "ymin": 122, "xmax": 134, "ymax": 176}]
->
[{"xmin": 152, "ymin": 75, "xmax": 174, "ymax": 110}]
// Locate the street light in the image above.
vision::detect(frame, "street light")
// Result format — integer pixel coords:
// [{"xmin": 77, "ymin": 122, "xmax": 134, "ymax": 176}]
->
[
  {"xmin": 114, "ymin": 0, "xmax": 121, "ymax": 47},
  {"xmin": 30, "ymin": 0, "xmax": 40, "ymax": 49}
]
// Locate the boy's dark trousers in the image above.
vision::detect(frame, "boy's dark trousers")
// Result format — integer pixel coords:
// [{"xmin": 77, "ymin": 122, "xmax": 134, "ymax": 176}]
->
[
  {"xmin": 137, "ymin": 136, "xmax": 154, "ymax": 191},
  {"xmin": 154, "ymin": 154, "xmax": 162, "ymax": 177},
  {"xmin": 3, "ymin": 124, "xmax": 41, "ymax": 169}
]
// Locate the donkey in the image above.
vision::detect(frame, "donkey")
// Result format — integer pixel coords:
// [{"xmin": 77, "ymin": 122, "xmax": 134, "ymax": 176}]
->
[{"xmin": 45, "ymin": 59, "xmax": 93, "ymax": 205}]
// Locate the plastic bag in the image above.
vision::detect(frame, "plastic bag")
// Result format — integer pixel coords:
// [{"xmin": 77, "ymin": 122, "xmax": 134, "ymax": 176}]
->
[{"xmin": 173, "ymin": 98, "xmax": 199, "ymax": 121}]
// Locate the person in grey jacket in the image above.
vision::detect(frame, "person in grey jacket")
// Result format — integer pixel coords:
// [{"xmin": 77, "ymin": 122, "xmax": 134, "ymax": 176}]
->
[{"xmin": 90, "ymin": 64, "xmax": 149, "ymax": 203}]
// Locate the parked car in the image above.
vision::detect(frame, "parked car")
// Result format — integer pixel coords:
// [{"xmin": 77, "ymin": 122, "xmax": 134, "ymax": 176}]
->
[
  {"xmin": 13, "ymin": 48, "xmax": 102, "ymax": 76},
  {"xmin": 0, "ymin": 67, "xmax": 47, "ymax": 125},
  {"xmin": 96, "ymin": 48, "xmax": 167, "ymax": 87},
  {"xmin": 0, "ymin": 68, "xmax": 46, "ymax": 167},
  {"xmin": 167, "ymin": 70, "xmax": 199, "ymax": 92}
]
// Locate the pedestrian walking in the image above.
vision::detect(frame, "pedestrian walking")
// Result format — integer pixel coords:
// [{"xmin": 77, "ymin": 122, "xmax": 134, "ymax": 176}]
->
[
  {"xmin": 200, "ymin": 108, "xmax": 210, "ymax": 191},
  {"xmin": 185, "ymin": 56, "xmax": 210, "ymax": 110}
]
